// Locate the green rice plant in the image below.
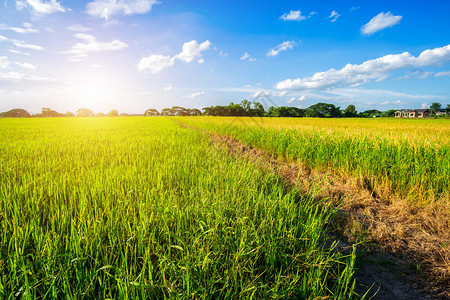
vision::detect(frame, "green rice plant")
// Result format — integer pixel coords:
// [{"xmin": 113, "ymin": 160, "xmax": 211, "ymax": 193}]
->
[
  {"xmin": 0, "ymin": 117, "xmax": 358, "ymax": 299},
  {"xmin": 180, "ymin": 117, "xmax": 449, "ymax": 202}
]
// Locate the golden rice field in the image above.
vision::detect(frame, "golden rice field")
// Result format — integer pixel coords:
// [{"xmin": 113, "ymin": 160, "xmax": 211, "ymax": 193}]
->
[{"xmin": 181, "ymin": 117, "xmax": 450, "ymax": 202}]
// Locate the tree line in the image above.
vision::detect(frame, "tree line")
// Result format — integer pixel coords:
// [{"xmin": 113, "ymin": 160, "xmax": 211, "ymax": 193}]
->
[{"xmin": 2, "ymin": 101, "xmax": 449, "ymax": 118}]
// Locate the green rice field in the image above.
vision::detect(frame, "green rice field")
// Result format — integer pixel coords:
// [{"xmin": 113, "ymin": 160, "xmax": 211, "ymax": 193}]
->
[
  {"xmin": 0, "ymin": 117, "xmax": 357, "ymax": 299},
  {"xmin": 181, "ymin": 117, "xmax": 450, "ymax": 202}
]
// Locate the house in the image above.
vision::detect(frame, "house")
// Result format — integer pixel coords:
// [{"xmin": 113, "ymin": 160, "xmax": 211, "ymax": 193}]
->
[
  {"xmin": 436, "ymin": 111, "xmax": 448, "ymax": 116},
  {"xmin": 408, "ymin": 109, "xmax": 430, "ymax": 118},
  {"xmin": 394, "ymin": 109, "xmax": 411, "ymax": 118}
]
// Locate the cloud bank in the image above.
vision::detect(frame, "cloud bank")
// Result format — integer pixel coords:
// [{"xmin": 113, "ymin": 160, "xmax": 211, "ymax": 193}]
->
[{"xmin": 275, "ymin": 44, "xmax": 450, "ymax": 90}]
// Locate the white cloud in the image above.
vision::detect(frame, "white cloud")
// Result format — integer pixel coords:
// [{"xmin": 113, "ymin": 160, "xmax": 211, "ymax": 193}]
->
[
  {"xmin": 65, "ymin": 33, "xmax": 128, "ymax": 61},
  {"xmin": 0, "ymin": 34, "xmax": 44, "ymax": 51},
  {"xmin": 184, "ymin": 91, "xmax": 205, "ymax": 98},
  {"xmin": 0, "ymin": 56, "xmax": 36, "ymax": 70},
  {"xmin": 138, "ymin": 55, "xmax": 174, "ymax": 73},
  {"xmin": 0, "ymin": 71, "xmax": 55, "ymax": 82},
  {"xmin": 421, "ymin": 102, "xmax": 429, "ymax": 109},
  {"xmin": 280, "ymin": 10, "xmax": 315, "ymax": 21},
  {"xmin": 86, "ymin": 0, "xmax": 159, "ymax": 20},
  {"xmin": 66, "ymin": 24, "xmax": 93, "ymax": 32},
  {"xmin": 287, "ymin": 95, "xmax": 307, "ymax": 103},
  {"xmin": 0, "ymin": 56, "xmax": 10, "ymax": 69},
  {"xmin": 163, "ymin": 84, "xmax": 173, "ymax": 92},
  {"xmin": 241, "ymin": 52, "xmax": 250, "ymax": 60},
  {"xmin": 398, "ymin": 70, "xmax": 434, "ymax": 79},
  {"xmin": 381, "ymin": 101, "xmax": 389, "ymax": 105},
  {"xmin": 8, "ymin": 49, "xmax": 31, "ymax": 55},
  {"xmin": 275, "ymin": 44, "xmax": 450, "ymax": 90},
  {"xmin": 361, "ymin": 12, "xmax": 402, "ymax": 35},
  {"xmin": 240, "ymin": 52, "xmax": 256, "ymax": 61},
  {"xmin": 0, "ymin": 22, "xmax": 38, "ymax": 34},
  {"xmin": 435, "ymin": 71, "xmax": 450, "ymax": 77},
  {"xmin": 328, "ymin": 10, "xmax": 340, "ymax": 22},
  {"xmin": 16, "ymin": 0, "xmax": 66, "ymax": 15},
  {"xmin": 139, "ymin": 40, "xmax": 211, "ymax": 73},
  {"xmin": 14, "ymin": 62, "xmax": 36, "ymax": 70},
  {"xmin": 267, "ymin": 41, "xmax": 295, "ymax": 57},
  {"xmin": 175, "ymin": 40, "xmax": 211, "ymax": 63}
]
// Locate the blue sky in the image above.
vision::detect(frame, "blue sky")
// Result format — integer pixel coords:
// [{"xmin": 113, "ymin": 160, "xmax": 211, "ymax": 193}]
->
[{"xmin": 0, "ymin": 0, "xmax": 449, "ymax": 114}]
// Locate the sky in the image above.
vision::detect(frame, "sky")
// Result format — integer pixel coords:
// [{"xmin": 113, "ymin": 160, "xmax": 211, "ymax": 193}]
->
[{"xmin": 0, "ymin": 0, "xmax": 449, "ymax": 114}]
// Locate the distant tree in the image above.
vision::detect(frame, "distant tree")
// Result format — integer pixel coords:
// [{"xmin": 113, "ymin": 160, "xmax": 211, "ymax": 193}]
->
[
  {"xmin": 2, "ymin": 108, "xmax": 31, "ymax": 118},
  {"xmin": 240, "ymin": 99, "xmax": 252, "ymax": 113},
  {"xmin": 161, "ymin": 108, "xmax": 174, "ymax": 116},
  {"xmin": 65, "ymin": 111, "xmax": 75, "ymax": 117},
  {"xmin": 267, "ymin": 106, "xmax": 279, "ymax": 117},
  {"xmin": 96, "ymin": 113, "xmax": 106, "ymax": 117},
  {"xmin": 251, "ymin": 102, "xmax": 265, "ymax": 116},
  {"xmin": 306, "ymin": 103, "xmax": 341, "ymax": 118},
  {"xmin": 39, "ymin": 107, "xmax": 63, "ymax": 117},
  {"xmin": 144, "ymin": 109, "xmax": 160, "ymax": 116},
  {"xmin": 383, "ymin": 109, "xmax": 397, "ymax": 117},
  {"xmin": 430, "ymin": 102, "xmax": 442, "ymax": 114},
  {"xmin": 343, "ymin": 105, "xmax": 357, "ymax": 117},
  {"xmin": 358, "ymin": 110, "xmax": 381, "ymax": 118},
  {"xmin": 446, "ymin": 104, "xmax": 450, "ymax": 113},
  {"xmin": 171, "ymin": 106, "xmax": 188, "ymax": 116},
  {"xmin": 76, "ymin": 108, "xmax": 93, "ymax": 117},
  {"xmin": 107, "ymin": 109, "xmax": 119, "ymax": 117},
  {"xmin": 187, "ymin": 108, "xmax": 202, "ymax": 116}
]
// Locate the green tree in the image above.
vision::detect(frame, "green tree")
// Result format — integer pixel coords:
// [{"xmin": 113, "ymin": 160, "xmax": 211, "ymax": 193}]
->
[
  {"xmin": 358, "ymin": 110, "xmax": 381, "ymax": 118},
  {"xmin": 171, "ymin": 106, "xmax": 188, "ymax": 116},
  {"xmin": 430, "ymin": 102, "xmax": 442, "ymax": 114},
  {"xmin": 187, "ymin": 108, "xmax": 202, "ymax": 116},
  {"xmin": 252, "ymin": 102, "xmax": 265, "ymax": 117},
  {"xmin": 39, "ymin": 107, "xmax": 63, "ymax": 117},
  {"xmin": 161, "ymin": 108, "xmax": 174, "ymax": 116},
  {"xmin": 306, "ymin": 103, "xmax": 341, "ymax": 118},
  {"xmin": 240, "ymin": 100, "xmax": 251, "ymax": 113},
  {"xmin": 2, "ymin": 108, "xmax": 31, "ymax": 118},
  {"xmin": 76, "ymin": 108, "xmax": 93, "ymax": 117},
  {"xmin": 108, "ymin": 109, "xmax": 119, "ymax": 117},
  {"xmin": 65, "ymin": 111, "xmax": 75, "ymax": 117},
  {"xmin": 343, "ymin": 105, "xmax": 357, "ymax": 117},
  {"xmin": 383, "ymin": 109, "xmax": 397, "ymax": 118},
  {"xmin": 144, "ymin": 109, "xmax": 159, "ymax": 116}
]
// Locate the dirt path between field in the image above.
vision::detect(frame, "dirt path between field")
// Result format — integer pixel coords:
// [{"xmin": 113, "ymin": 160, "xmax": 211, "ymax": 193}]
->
[{"xmin": 174, "ymin": 119, "xmax": 450, "ymax": 299}]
